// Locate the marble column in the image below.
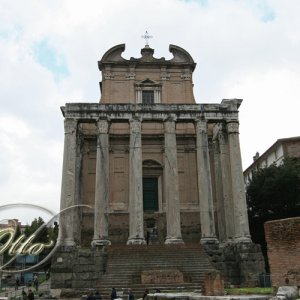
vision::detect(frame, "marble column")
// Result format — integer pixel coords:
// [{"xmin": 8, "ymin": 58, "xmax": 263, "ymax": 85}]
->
[
  {"xmin": 127, "ymin": 117, "xmax": 146, "ymax": 245},
  {"xmin": 164, "ymin": 116, "xmax": 183, "ymax": 244},
  {"xmin": 58, "ymin": 118, "xmax": 78, "ymax": 246},
  {"xmin": 91, "ymin": 118, "xmax": 111, "ymax": 247},
  {"xmin": 218, "ymin": 125, "xmax": 235, "ymax": 241},
  {"xmin": 195, "ymin": 119, "xmax": 218, "ymax": 244},
  {"xmin": 226, "ymin": 121, "xmax": 251, "ymax": 242},
  {"xmin": 73, "ymin": 134, "xmax": 83, "ymax": 245},
  {"xmin": 212, "ymin": 136, "xmax": 226, "ymax": 242}
]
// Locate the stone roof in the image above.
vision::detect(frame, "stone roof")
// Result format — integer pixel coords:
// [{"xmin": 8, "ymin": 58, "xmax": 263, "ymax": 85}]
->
[{"xmin": 98, "ymin": 44, "xmax": 196, "ymax": 71}]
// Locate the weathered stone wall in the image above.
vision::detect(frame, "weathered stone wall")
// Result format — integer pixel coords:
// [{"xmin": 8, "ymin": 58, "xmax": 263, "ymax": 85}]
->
[
  {"xmin": 264, "ymin": 217, "xmax": 300, "ymax": 287},
  {"xmin": 203, "ymin": 242, "xmax": 265, "ymax": 286},
  {"xmin": 51, "ymin": 247, "xmax": 106, "ymax": 289},
  {"xmin": 181, "ymin": 212, "xmax": 201, "ymax": 243}
]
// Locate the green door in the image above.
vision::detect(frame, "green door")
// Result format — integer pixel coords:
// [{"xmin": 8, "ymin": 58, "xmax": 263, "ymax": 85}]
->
[{"xmin": 143, "ymin": 177, "xmax": 158, "ymax": 211}]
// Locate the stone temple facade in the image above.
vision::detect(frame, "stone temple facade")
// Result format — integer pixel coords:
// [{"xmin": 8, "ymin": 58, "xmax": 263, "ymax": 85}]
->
[{"xmin": 52, "ymin": 44, "xmax": 265, "ymax": 292}]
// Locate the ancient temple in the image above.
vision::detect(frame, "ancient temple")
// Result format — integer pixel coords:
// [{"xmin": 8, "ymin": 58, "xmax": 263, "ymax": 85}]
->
[{"xmin": 52, "ymin": 43, "xmax": 265, "ymax": 294}]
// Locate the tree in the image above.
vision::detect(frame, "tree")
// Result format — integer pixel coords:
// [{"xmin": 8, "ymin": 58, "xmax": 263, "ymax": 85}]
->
[
  {"xmin": 24, "ymin": 217, "xmax": 58, "ymax": 245},
  {"xmin": 246, "ymin": 157, "xmax": 300, "ymax": 271}
]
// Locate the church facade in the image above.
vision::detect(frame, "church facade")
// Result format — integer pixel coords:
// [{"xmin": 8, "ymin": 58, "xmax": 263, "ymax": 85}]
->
[{"xmin": 53, "ymin": 44, "xmax": 264, "ymax": 291}]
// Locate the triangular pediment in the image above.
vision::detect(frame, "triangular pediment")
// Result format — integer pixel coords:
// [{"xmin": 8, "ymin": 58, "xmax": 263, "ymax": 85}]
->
[{"xmin": 136, "ymin": 78, "xmax": 160, "ymax": 87}]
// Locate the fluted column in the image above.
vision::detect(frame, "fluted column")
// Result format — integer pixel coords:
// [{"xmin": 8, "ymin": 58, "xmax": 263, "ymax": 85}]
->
[
  {"xmin": 195, "ymin": 119, "xmax": 218, "ymax": 244},
  {"xmin": 58, "ymin": 118, "xmax": 78, "ymax": 246},
  {"xmin": 218, "ymin": 125, "xmax": 235, "ymax": 241},
  {"xmin": 127, "ymin": 117, "xmax": 146, "ymax": 245},
  {"xmin": 164, "ymin": 115, "xmax": 183, "ymax": 244},
  {"xmin": 92, "ymin": 118, "xmax": 111, "ymax": 247},
  {"xmin": 213, "ymin": 136, "xmax": 226, "ymax": 242},
  {"xmin": 227, "ymin": 121, "xmax": 251, "ymax": 242}
]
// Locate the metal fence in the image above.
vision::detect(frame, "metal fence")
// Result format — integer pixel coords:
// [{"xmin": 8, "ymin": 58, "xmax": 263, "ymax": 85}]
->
[{"xmin": 259, "ymin": 273, "xmax": 272, "ymax": 287}]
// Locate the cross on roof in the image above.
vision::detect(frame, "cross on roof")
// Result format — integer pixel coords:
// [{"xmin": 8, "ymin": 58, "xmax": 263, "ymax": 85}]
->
[{"xmin": 141, "ymin": 31, "xmax": 153, "ymax": 46}]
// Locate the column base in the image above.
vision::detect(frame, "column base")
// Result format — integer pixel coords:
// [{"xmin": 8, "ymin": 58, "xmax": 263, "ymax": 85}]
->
[
  {"xmin": 200, "ymin": 237, "xmax": 219, "ymax": 245},
  {"xmin": 91, "ymin": 239, "xmax": 111, "ymax": 247},
  {"xmin": 165, "ymin": 237, "xmax": 184, "ymax": 244},
  {"xmin": 127, "ymin": 237, "xmax": 146, "ymax": 245},
  {"xmin": 234, "ymin": 236, "xmax": 252, "ymax": 243},
  {"xmin": 57, "ymin": 238, "xmax": 76, "ymax": 247}
]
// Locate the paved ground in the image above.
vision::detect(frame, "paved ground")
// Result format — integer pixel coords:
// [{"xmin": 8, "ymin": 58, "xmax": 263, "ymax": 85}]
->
[{"xmin": 0, "ymin": 280, "xmax": 51, "ymax": 299}]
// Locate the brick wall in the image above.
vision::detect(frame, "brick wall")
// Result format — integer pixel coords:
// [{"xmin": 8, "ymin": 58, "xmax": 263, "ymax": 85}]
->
[{"xmin": 264, "ymin": 217, "xmax": 300, "ymax": 287}]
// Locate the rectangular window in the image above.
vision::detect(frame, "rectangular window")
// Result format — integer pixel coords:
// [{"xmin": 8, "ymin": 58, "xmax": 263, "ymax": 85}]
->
[{"xmin": 142, "ymin": 91, "xmax": 154, "ymax": 104}]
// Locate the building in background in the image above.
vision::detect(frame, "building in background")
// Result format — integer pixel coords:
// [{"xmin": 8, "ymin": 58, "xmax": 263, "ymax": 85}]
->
[
  {"xmin": 0, "ymin": 219, "xmax": 26, "ymax": 233},
  {"xmin": 244, "ymin": 136, "xmax": 300, "ymax": 185}
]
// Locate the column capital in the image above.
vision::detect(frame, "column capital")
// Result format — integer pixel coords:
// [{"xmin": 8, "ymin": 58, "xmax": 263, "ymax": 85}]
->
[
  {"xmin": 164, "ymin": 113, "xmax": 177, "ymax": 123},
  {"xmin": 129, "ymin": 116, "xmax": 142, "ymax": 132},
  {"xmin": 96, "ymin": 118, "xmax": 110, "ymax": 134},
  {"xmin": 164, "ymin": 115, "xmax": 177, "ymax": 134},
  {"xmin": 226, "ymin": 120, "xmax": 239, "ymax": 134},
  {"xmin": 64, "ymin": 118, "xmax": 77, "ymax": 133},
  {"xmin": 195, "ymin": 118, "xmax": 207, "ymax": 134}
]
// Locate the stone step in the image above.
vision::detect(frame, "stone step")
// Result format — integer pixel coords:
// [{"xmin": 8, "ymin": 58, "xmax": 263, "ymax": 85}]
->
[
  {"xmin": 95, "ymin": 284, "xmax": 202, "ymax": 298},
  {"xmin": 94, "ymin": 243, "xmax": 215, "ymax": 297}
]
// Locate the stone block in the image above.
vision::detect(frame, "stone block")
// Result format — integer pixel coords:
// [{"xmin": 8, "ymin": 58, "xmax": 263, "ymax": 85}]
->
[
  {"xmin": 50, "ymin": 279, "xmax": 66, "ymax": 289},
  {"xmin": 276, "ymin": 286, "xmax": 299, "ymax": 300},
  {"xmin": 78, "ymin": 257, "xmax": 94, "ymax": 265},
  {"xmin": 52, "ymin": 273, "xmax": 73, "ymax": 281},
  {"xmin": 73, "ymin": 271, "xmax": 97, "ymax": 280},
  {"xmin": 141, "ymin": 270, "xmax": 184, "ymax": 284},
  {"xmin": 203, "ymin": 270, "xmax": 224, "ymax": 296},
  {"xmin": 60, "ymin": 288, "xmax": 84, "ymax": 298},
  {"xmin": 72, "ymin": 280, "xmax": 93, "ymax": 289},
  {"xmin": 73, "ymin": 264, "xmax": 96, "ymax": 273},
  {"xmin": 78, "ymin": 250, "xmax": 93, "ymax": 257}
]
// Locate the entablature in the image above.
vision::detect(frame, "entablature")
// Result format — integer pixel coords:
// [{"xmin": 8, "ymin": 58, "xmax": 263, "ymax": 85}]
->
[{"xmin": 61, "ymin": 100, "xmax": 241, "ymax": 123}]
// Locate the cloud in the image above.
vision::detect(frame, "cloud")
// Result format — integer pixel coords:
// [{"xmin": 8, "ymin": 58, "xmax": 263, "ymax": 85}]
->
[
  {"xmin": 250, "ymin": 0, "xmax": 276, "ymax": 22},
  {"xmin": 0, "ymin": 114, "xmax": 62, "ymax": 217},
  {"xmin": 33, "ymin": 39, "xmax": 70, "ymax": 81}
]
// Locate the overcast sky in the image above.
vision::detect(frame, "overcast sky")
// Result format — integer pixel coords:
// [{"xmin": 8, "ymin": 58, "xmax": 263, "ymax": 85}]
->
[{"xmin": 1, "ymin": 0, "xmax": 299, "ymax": 224}]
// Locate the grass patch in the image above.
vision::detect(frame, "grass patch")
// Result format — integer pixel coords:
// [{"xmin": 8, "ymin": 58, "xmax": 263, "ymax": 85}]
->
[{"xmin": 225, "ymin": 287, "xmax": 273, "ymax": 295}]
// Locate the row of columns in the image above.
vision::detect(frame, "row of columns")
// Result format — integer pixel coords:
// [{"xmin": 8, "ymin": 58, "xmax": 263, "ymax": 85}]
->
[{"xmin": 58, "ymin": 116, "xmax": 251, "ymax": 247}]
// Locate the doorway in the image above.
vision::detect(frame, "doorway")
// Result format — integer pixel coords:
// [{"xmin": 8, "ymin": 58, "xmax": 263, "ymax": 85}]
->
[{"xmin": 143, "ymin": 177, "xmax": 158, "ymax": 211}]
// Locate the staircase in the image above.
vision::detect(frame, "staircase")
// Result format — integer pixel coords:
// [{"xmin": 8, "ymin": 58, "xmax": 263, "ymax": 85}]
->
[{"xmin": 96, "ymin": 244, "xmax": 215, "ymax": 298}]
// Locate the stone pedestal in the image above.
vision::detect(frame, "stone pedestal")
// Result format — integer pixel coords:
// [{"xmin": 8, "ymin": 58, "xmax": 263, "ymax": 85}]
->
[
  {"xmin": 203, "ymin": 271, "xmax": 224, "ymax": 296},
  {"xmin": 51, "ymin": 247, "xmax": 107, "ymax": 290}
]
